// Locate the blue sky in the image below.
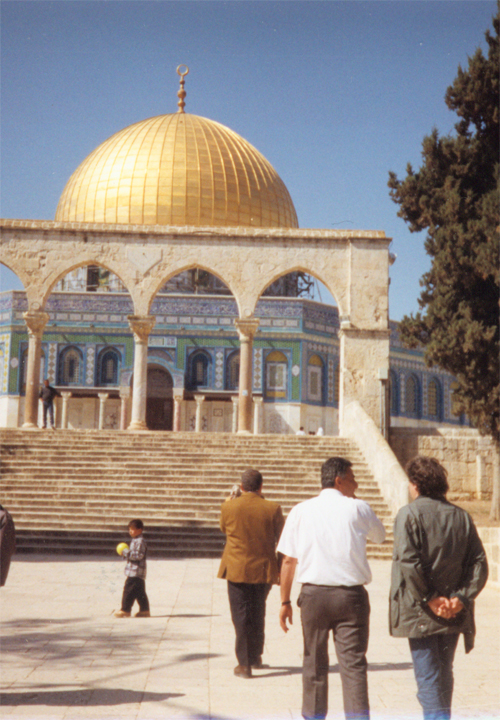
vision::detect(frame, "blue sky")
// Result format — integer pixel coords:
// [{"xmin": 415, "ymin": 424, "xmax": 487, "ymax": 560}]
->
[{"xmin": 1, "ymin": 0, "xmax": 496, "ymax": 320}]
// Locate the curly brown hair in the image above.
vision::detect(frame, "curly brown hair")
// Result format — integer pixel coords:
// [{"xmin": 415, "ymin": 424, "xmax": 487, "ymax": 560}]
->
[{"xmin": 405, "ymin": 456, "xmax": 449, "ymax": 499}]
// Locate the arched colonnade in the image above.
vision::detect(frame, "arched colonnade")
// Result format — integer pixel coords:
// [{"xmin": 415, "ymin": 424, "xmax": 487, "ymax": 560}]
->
[{"xmin": 0, "ymin": 219, "xmax": 392, "ymax": 434}]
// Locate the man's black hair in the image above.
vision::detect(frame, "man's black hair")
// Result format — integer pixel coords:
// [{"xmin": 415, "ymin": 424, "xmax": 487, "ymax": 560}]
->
[
  {"xmin": 321, "ymin": 457, "xmax": 352, "ymax": 489},
  {"xmin": 128, "ymin": 518, "xmax": 144, "ymax": 530},
  {"xmin": 241, "ymin": 468, "xmax": 263, "ymax": 493}
]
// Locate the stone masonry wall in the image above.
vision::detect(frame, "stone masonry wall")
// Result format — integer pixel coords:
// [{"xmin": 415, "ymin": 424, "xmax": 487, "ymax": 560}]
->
[
  {"xmin": 478, "ymin": 527, "xmax": 500, "ymax": 587},
  {"xmin": 390, "ymin": 427, "xmax": 494, "ymax": 499}
]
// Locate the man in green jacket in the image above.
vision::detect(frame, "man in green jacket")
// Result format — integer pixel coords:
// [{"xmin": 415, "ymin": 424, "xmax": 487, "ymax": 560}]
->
[{"xmin": 390, "ymin": 456, "xmax": 488, "ymax": 720}]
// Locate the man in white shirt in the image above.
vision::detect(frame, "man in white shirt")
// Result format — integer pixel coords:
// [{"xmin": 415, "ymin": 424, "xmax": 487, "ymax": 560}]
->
[{"xmin": 277, "ymin": 456, "xmax": 386, "ymax": 720}]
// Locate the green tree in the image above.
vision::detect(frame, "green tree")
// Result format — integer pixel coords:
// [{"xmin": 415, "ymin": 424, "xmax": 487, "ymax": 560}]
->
[{"xmin": 388, "ymin": 12, "xmax": 500, "ymax": 517}]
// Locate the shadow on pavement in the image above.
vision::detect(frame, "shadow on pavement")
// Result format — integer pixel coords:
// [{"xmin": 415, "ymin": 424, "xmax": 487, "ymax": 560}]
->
[
  {"xmin": 258, "ymin": 661, "xmax": 413, "ymax": 679},
  {"xmin": 0, "ymin": 688, "xmax": 184, "ymax": 706}
]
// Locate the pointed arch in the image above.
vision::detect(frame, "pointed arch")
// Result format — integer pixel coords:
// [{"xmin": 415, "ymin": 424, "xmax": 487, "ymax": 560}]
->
[{"xmin": 58, "ymin": 346, "xmax": 84, "ymax": 386}]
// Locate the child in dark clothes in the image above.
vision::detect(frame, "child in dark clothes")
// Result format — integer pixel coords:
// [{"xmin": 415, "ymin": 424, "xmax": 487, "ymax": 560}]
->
[{"xmin": 115, "ymin": 519, "xmax": 150, "ymax": 618}]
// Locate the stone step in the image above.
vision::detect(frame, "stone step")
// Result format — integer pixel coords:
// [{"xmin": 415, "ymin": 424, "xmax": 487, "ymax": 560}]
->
[
  {"xmin": 6, "ymin": 507, "xmax": 394, "ymax": 525},
  {"xmin": 12, "ymin": 530, "xmax": 393, "ymax": 560},
  {"xmin": 2, "ymin": 451, "xmax": 364, "ymax": 463},
  {"xmin": 1, "ymin": 429, "xmax": 395, "ymax": 558},
  {"xmin": 1, "ymin": 482, "xmax": 391, "ymax": 496},
  {"xmin": 0, "ymin": 473, "xmax": 379, "ymax": 486},
  {"xmin": 1, "ymin": 487, "xmax": 390, "ymax": 504},
  {"xmin": 1, "ymin": 435, "xmax": 356, "ymax": 450},
  {"xmin": 0, "ymin": 461, "xmax": 371, "ymax": 472},
  {"xmin": 2, "ymin": 500, "xmax": 391, "ymax": 515}
]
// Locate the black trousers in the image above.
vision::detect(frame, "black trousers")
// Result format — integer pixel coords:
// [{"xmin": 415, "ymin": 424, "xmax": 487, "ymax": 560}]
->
[
  {"xmin": 298, "ymin": 584, "xmax": 371, "ymax": 720},
  {"xmin": 227, "ymin": 581, "xmax": 271, "ymax": 667},
  {"xmin": 121, "ymin": 576, "xmax": 150, "ymax": 613},
  {"xmin": 42, "ymin": 402, "xmax": 54, "ymax": 428}
]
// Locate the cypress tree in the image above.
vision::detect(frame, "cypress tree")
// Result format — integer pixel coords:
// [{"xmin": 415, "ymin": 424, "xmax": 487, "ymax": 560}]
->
[{"xmin": 388, "ymin": 12, "xmax": 500, "ymax": 517}]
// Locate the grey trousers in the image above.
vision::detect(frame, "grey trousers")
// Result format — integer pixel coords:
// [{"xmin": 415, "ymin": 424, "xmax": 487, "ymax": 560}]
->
[{"xmin": 298, "ymin": 583, "xmax": 370, "ymax": 720}]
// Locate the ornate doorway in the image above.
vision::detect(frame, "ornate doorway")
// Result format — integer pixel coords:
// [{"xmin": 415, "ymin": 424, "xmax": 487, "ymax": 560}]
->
[{"xmin": 146, "ymin": 366, "xmax": 173, "ymax": 430}]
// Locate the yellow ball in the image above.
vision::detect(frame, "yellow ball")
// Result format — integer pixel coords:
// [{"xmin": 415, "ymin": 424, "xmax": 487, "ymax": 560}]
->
[{"xmin": 116, "ymin": 542, "xmax": 129, "ymax": 556}]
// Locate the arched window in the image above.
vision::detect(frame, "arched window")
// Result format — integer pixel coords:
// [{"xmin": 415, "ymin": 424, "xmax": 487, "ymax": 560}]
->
[
  {"xmin": 390, "ymin": 370, "xmax": 399, "ymax": 416},
  {"xmin": 98, "ymin": 348, "xmax": 120, "ymax": 386},
  {"xmin": 225, "ymin": 351, "xmax": 240, "ymax": 391},
  {"xmin": 58, "ymin": 346, "xmax": 83, "ymax": 386},
  {"xmin": 188, "ymin": 351, "xmax": 210, "ymax": 389},
  {"xmin": 307, "ymin": 354, "xmax": 323, "ymax": 402},
  {"xmin": 265, "ymin": 350, "xmax": 288, "ymax": 399},
  {"xmin": 404, "ymin": 374, "xmax": 420, "ymax": 416},
  {"xmin": 427, "ymin": 378, "xmax": 441, "ymax": 419}
]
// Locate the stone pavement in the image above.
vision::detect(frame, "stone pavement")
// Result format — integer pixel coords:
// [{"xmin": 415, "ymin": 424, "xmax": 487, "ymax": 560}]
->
[{"xmin": 0, "ymin": 556, "xmax": 498, "ymax": 720}]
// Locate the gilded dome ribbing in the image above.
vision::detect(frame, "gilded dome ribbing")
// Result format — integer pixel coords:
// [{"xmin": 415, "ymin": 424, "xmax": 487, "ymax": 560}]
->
[{"xmin": 55, "ymin": 113, "xmax": 298, "ymax": 228}]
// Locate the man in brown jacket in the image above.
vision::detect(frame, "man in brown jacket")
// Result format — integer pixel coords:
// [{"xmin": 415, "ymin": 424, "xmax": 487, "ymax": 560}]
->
[{"xmin": 218, "ymin": 468, "xmax": 284, "ymax": 678}]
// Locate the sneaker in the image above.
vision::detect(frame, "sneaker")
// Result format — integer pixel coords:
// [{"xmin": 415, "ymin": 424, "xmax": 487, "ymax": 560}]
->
[
  {"xmin": 114, "ymin": 610, "xmax": 131, "ymax": 618},
  {"xmin": 135, "ymin": 610, "xmax": 151, "ymax": 617}
]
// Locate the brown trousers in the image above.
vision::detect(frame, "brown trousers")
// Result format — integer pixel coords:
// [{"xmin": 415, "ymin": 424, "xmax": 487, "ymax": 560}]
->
[{"xmin": 298, "ymin": 583, "xmax": 370, "ymax": 720}]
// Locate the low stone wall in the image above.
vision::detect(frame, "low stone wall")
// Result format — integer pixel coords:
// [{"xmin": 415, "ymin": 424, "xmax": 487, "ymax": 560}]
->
[
  {"xmin": 478, "ymin": 527, "xmax": 500, "ymax": 588},
  {"xmin": 389, "ymin": 427, "xmax": 494, "ymax": 499},
  {"xmin": 342, "ymin": 401, "xmax": 408, "ymax": 517}
]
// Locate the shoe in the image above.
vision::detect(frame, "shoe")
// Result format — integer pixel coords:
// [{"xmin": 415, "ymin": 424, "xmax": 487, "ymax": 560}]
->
[
  {"xmin": 114, "ymin": 610, "xmax": 131, "ymax": 618},
  {"xmin": 50, "ymin": 426, "xmax": 56, "ymax": 431},
  {"xmin": 234, "ymin": 664, "xmax": 252, "ymax": 679},
  {"xmin": 251, "ymin": 656, "xmax": 263, "ymax": 669},
  {"xmin": 134, "ymin": 610, "xmax": 151, "ymax": 617}
]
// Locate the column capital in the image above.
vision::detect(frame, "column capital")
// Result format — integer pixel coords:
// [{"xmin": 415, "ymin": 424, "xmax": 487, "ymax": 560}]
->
[
  {"xmin": 119, "ymin": 386, "xmax": 131, "ymax": 399},
  {"xmin": 127, "ymin": 315, "xmax": 156, "ymax": 343},
  {"xmin": 60, "ymin": 391, "xmax": 72, "ymax": 399},
  {"xmin": 231, "ymin": 396, "xmax": 239, "ymax": 405},
  {"xmin": 98, "ymin": 392, "xmax": 109, "ymax": 401},
  {"xmin": 234, "ymin": 318, "xmax": 259, "ymax": 341},
  {"xmin": 194, "ymin": 394, "xmax": 205, "ymax": 405},
  {"xmin": 174, "ymin": 393, "xmax": 184, "ymax": 404},
  {"xmin": 253, "ymin": 396, "xmax": 263, "ymax": 406},
  {"xmin": 23, "ymin": 311, "xmax": 50, "ymax": 337}
]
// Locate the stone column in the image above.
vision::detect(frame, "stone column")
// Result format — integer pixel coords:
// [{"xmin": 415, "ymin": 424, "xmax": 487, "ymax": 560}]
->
[
  {"xmin": 253, "ymin": 396, "xmax": 263, "ymax": 435},
  {"xmin": 119, "ymin": 387, "xmax": 130, "ymax": 430},
  {"xmin": 338, "ymin": 324, "xmax": 390, "ymax": 434},
  {"xmin": 22, "ymin": 310, "xmax": 49, "ymax": 429},
  {"xmin": 194, "ymin": 394, "xmax": 205, "ymax": 433},
  {"xmin": 173, "ymin": 392, "xmax": 184, "ymax": 432},
  {"xmin": 61, "ymin": 391, "xmax": 72, "ymax": 429},
  {"xmin": 235, "ymin": 318, "xmax": 259, "ymax": 434},
  {"xmin": 231, "ymin": 396, "xmax": 239, "ymax": 434},
  {"xmin": 127, "ymin": 315, "xmax": 156, "ymax": 431},
  {"xmin": 98, "ymin": 392, "xmax": 109, "ymax": 430}
]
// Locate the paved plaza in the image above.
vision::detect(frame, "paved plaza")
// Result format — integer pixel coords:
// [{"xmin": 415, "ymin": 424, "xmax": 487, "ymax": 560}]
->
[{"xmin": 0, "ymin": 555, "xmax": 498, "ymax": 720}]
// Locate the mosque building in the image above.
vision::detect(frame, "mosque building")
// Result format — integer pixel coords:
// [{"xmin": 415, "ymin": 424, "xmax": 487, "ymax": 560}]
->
[{"xmin": 0, "ymin": 67, "xmax": 466, "ymax": 434}]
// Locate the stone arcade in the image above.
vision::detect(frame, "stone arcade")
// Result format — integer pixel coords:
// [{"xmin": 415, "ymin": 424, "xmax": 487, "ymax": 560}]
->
[{"xmin": 0, "ymin": 68, "xmax": 465, "ymax": 437}]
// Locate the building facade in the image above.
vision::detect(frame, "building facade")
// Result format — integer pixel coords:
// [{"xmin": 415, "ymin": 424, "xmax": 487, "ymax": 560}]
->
[
  {"xmin": 0, "ymin": 69, "xmax": 468, "ymax": 435},
  {"xmin": 0, "ymin": 285, "xmax": 467, "ymax": 433}
]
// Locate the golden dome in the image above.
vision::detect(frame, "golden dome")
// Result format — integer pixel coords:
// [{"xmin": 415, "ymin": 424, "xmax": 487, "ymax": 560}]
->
[{"xmin": 55, "ymin": 112, "xmax": 298, "ymax": 228}]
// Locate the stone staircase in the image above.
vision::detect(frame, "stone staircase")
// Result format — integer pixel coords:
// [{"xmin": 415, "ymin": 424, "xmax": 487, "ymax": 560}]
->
[{"xmin": 0, "ymin": 429, "xmax": 394, "ymax": 559}]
